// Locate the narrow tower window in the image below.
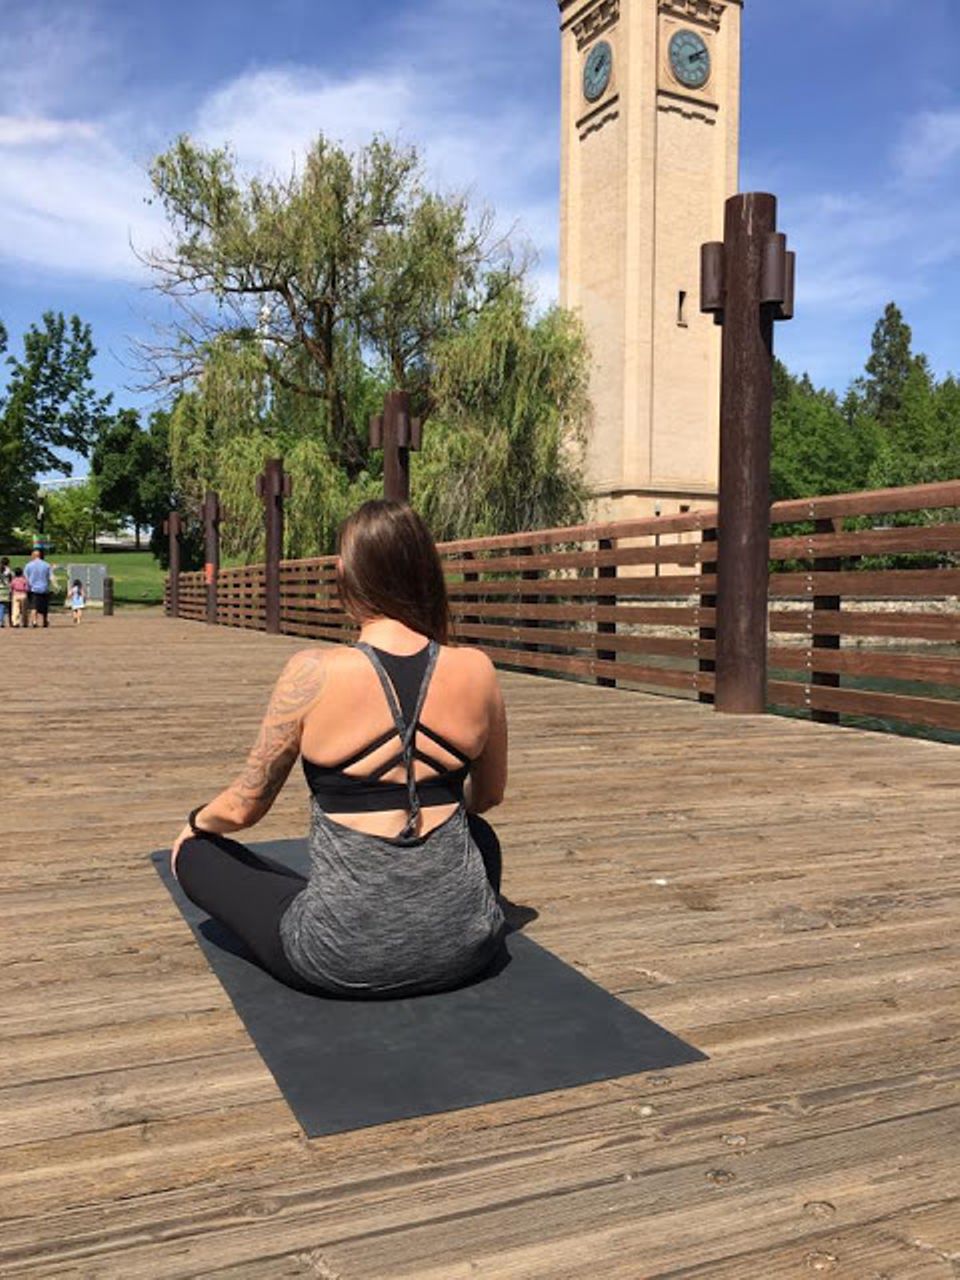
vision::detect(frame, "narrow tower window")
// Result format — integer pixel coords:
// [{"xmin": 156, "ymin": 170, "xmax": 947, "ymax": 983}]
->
[{"xmin": 677, "ymin": 290, "xmax": 688, "ymax": 327}]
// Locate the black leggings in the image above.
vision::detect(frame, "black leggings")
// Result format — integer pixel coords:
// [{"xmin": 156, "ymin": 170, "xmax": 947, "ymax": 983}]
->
[{"xmin": 175, "ymin": 813, "xmax": 503, "ymax": 993}]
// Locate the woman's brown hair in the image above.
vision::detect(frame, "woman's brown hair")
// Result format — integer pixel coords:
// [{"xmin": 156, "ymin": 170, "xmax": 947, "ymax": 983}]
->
[{"xmin": 336, "ymin": 501, "xmax": 451, "ymax": 644}]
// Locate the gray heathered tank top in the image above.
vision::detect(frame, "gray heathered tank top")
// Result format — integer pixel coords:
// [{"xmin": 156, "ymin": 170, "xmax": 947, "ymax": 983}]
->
[{"xmin": 279, "ymin": 642, "xmax": 506, "ymax": 997}]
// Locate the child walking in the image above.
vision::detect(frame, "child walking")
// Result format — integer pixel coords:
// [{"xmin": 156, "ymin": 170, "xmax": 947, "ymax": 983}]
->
[
  {"xmin": 0, "ymin": 559, "xmax": 10, "ymax": 629},
  {"xmin": 69, "ymin": 579, "xmax": 86, "ymax": 624},
  {"xmin": 9, "ymin": 568, "xmax": 28, "ymax": 628}
]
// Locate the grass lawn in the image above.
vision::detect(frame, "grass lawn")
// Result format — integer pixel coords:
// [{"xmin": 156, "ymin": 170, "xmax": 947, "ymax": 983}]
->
[{"xmin": 53, "ymin": 550, "xmax": 165, "ymax": 605}]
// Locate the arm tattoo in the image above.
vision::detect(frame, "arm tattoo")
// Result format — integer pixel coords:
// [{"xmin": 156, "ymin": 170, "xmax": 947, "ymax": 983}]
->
[{"xmin": 232, "ymin": 650, "xmax": 328, "ymax": 809}]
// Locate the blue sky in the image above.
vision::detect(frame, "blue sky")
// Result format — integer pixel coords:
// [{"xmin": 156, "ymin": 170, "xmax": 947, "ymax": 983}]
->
[{"xmin": 2, "ymin": 0, "xmax": 960, "ymax": 450}]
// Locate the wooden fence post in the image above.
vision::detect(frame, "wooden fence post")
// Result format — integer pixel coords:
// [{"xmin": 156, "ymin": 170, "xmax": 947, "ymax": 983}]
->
[
  {"xmin": 519, "ymin": 546, "xmax": 539, "ymax": 676},
  {"xmin": 698, "ymin": 526, "xmax": 718, "ymax": 705},
  {"xmin": 163, "ymin": 512, "xmax": 182, "ymax": 619},
  {"xmin": 202, "ymin": 490, "xmax": 221, "ymax": 626},
  {"xmin": 257, "ymin": 459, "xmax": 291, "ymax": 635},
  {"xmin": 812, "ymin": 514, "xmax": 842, "ymax": 724},
  {"xmin": 597, "ymin": 537, "xmax": 617, "ymax": 688},
  {"xmin": 370, "ymin": 391, "xmax": 422, "ymax": 502},
  {"xmin": 701, "ymin": 192, "xmax": 795, "ymax": 714}
]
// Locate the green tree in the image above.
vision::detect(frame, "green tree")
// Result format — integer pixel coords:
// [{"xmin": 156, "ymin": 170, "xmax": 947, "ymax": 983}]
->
[
  {"xmin": 771, "ymin": 360, "xmax": 879, "ymax": 501},
  {"xmin": 145, "ymin": 133, "xmax": 517, "ymax": 477},
  {"xmin": 92, "ymin": 408, "xmax": 174, "ymax": 549},
  {"xmin": 415, "ymin": 281, "xmax": 589, "ymax": 539},
  {"xmin": 861, "ymin": 302, "xmax": 915, "ymax": 427},
  {"xmin": 43, "ymin": 479, "xmax": 120, "ymax": 554},
  {"xmin": 0, "ymin": 313, "xmax": 112, "ymax": 541}
]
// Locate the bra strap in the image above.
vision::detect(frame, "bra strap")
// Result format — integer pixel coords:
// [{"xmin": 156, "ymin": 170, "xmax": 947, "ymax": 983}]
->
[{"xmin": 355, "ymin": 641, "xmax": 440, "ymax": 837}]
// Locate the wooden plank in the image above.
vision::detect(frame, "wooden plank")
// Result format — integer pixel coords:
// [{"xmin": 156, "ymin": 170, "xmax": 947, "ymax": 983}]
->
[
  {"xmin": 771, "ymin": 479, "xmax": 960, "ymax": 523},
  {"xmin": 446, "ymin": 573, "xmax": 707, "ymax": 599},
  {"xmin": 436, "ymin": 509, "xmax": 715, "ymax": 556},
  {"xmin": 1, "ymin": 611, "xmax": 958, "ymax": 1277},
  {"xmin": 769, "ymin": 569, "xmax": 960, "ymax": 598},
  {"xmin": 768, "ymin": 646, "xmax": 960, "ymax": 686},
  {"xmin": 770, "ymin": 522, "xmax": 960, "ymax": 560},
  {"xmin": 769, "ymin": 609, "xmax": 960, "ymax": 642},
  {"xmin": 769, "ymin": 679, "xmax": 960, "ymax": 731},
  {"xmin": 450, "ymin": 601, "xmax": 711, "ymax": 627},
  {"xmin": 442, "ymin": 542, "xmax": 702, "ymax": 575}
]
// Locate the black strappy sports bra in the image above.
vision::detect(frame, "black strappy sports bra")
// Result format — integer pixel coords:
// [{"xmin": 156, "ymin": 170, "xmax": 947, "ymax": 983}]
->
[{"xmin": 301, "ymin": 641, "xmax": 472, "ymax": 832}]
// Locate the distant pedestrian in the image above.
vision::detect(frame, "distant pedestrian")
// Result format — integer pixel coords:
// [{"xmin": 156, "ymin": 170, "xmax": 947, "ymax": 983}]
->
[
  {"xmin": 68, "ymin": 579, "xmax": 86, "ymax": 624},
  {"xmin": 9, "ymin": 567, "xmax": 28, "ymax": 628},
  {"xmin": 24, "ymin": 549, "xmax": 56, "ymax": 628},
  {"xmin": 0, "ymin": 558, "xmax": 11, "ymax": 629}
]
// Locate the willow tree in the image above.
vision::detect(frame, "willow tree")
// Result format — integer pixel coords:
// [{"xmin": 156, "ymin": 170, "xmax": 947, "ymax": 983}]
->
[
  {"xmin": 144, "ymin": 133, "xmax": 515, "ymax": 476},
  {"xmin": 415, "ymin": 281, "xmax": 589, "ymax": 540},
  {"xmin": 144, "ymin": 131, "xmax": 589, "ymax": 552}
]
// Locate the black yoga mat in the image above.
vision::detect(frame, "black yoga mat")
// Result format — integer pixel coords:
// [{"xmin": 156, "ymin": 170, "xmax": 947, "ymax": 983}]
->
[{"xmin": 152, "ymin": 839, "xmax": 707, "ymax": 1137}]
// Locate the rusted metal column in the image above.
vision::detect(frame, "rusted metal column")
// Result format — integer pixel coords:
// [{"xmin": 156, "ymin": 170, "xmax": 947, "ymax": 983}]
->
[
  {"xmin": 370, "ymin": 391, "xmax": 422, "ymax": 503},
  {"xmin": 163, "ymin": 512, "xmax": 182, "ymax": 619},
  {"xmin": 597, "ymin": 537, "xmax": 617, "ymax": 688},
  {"xmin": 202, "ymin": 490, "xmax": 221, "ymax": 626},
  {"xmin": 257, "ymin": 458, "xmax": 291, "ymax": 635},
  {"xmin": 701, "ymin": 192, "xmax": 795, "ymax": 714}
]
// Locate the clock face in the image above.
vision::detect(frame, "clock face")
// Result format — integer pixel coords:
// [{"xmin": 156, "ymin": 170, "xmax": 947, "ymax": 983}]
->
[
  {"xmin": 583, "ymin": 40, "xmax": 613, "ymax": 103},
  {"xmin": 669, "ymin": 28, "xmax": 711, "ymax": 90}
]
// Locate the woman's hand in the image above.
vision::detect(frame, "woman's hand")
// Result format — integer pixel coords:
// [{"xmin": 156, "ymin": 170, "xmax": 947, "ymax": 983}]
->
[{"xmin": 170, "ymin": 823, "xmax": 195, "ymax": 878}]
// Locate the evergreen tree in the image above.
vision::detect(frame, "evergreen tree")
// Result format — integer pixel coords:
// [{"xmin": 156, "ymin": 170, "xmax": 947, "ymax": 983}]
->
[{"xmin": 861, "ymin": 302, "xmax": 915, "ymax": 427}]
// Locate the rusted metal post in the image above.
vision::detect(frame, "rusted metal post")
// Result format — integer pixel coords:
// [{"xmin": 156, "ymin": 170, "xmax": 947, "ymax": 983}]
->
[
  {"xmin": 597, "ymin": 537, "xmax": 617, "ymax": 688},
  {"xmin": 257, "ymin": 459, "xmax": 291, "ymax": 635},
  {"xmin": 370, "ymin": 391, "xmax": 422, "ymax": 503},
  {"xmin": 163, "ymin": 512, "xmax": 182, "ymax": 619},
  {"xmin": 202, "ymin": 490, "xmax": 221, "ymax": 626},
  {"xmin": 701, "ymin": 193, "xmax": 795, "ymax": 714},
  {"xmin": 102, "ymin": 576, "xmax": 114, "ymax": 617}
]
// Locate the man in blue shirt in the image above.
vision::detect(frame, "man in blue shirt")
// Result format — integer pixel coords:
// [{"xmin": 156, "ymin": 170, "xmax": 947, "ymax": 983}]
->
[{"xmin": 24, "ymin": 550, "xmax": 57, "ymax": 628}]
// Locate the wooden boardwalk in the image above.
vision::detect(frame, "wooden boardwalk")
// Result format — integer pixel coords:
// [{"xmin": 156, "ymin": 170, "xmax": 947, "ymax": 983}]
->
[{"xmin": 1, "ymin": 610, "xmax": 958, "ymax": 1278}]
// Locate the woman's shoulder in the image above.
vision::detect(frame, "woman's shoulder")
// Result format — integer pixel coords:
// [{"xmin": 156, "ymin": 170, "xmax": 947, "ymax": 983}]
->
[{"xmin": 440, "ymin": 641, "xmax": 497, "ymax": 684}]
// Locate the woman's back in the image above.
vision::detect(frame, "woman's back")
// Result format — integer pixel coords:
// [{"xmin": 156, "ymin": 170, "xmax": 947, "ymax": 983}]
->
[
  {"xmin": 281, "ymin": 630, "xmax": 507, "ymax": 996},
  {"xmin": 299, "ymin": 633, "xmax": 501, "ymax": 839}
]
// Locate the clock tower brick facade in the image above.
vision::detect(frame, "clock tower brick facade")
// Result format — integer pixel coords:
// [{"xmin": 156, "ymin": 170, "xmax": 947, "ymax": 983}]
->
[{"xmin": 557, "ymin": 0, "xmax": 743, "ymax": 520}]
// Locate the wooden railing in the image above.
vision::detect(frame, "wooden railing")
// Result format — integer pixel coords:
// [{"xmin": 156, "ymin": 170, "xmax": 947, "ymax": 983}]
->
[
  {"xmin": 167, "ymin": 480, "xmax": 960, "ymax": 735},
  {"xmin": 766, "ymin": 480, "xmax": 960, "ymax": 733}
]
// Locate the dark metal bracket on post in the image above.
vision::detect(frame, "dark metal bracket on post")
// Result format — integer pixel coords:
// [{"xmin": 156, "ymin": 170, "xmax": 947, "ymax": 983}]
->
[
  {"xmin": 202, "ymin": 490, "xmax": 221, "ymax": 626},
  {"xmin": 370, "ymin": 390, "xmax": 422, "ymax": 502},
  {"xmin": 257, "ymin": 459, "xmax": 291, "ymax": 635},
  {"xmin": 701, "ymin": 192, "xmax": 796, "ymax": 714},
  {"xmin": 163, "ymin": 511, "xmax": 182, "ymax": 619}
]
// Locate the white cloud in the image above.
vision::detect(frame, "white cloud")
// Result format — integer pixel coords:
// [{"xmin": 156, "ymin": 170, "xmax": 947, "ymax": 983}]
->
[
  {"xmin": 894, "ymin": 108, "xmax": 960, "ymax": 183},
  {"xmin": 0, "ymin": 115, "xmax": 97, "ymax": 146},
  {"xmin": 0, "ymin": 39, "xmax": 558, "ymax": 304}
]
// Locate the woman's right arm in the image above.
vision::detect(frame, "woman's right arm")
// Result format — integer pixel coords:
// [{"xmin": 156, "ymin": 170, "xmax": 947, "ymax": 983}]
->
[{"xmin": 466, "ymin": 660, "xmax": 507, "ymax": 815}]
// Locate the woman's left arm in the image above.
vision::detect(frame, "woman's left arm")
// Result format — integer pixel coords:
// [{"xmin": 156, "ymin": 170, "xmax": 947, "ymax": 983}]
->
[{"xmin": 172, "ymin": 649, "xmax": 328, "ymax": 863}]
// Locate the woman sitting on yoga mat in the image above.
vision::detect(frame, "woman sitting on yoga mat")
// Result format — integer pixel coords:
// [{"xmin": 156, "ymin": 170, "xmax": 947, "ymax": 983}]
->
[{"xmin": 171, "ymin": 500, "xmax": 508, "ymax": 998}]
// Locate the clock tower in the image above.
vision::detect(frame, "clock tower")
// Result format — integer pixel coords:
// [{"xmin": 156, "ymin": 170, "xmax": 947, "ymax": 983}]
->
[{"xmin": 557, "ymin": 0, "xmax": 743, "ymax": 519}]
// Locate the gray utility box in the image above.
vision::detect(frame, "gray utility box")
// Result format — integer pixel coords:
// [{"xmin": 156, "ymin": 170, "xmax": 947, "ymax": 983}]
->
[{"xmin": 67, "ymin": 563, "xmax": 108, "ymax": 603}]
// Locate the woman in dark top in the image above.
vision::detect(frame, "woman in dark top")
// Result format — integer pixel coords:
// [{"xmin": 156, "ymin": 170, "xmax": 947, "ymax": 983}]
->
[{"xmin": 171, "ymin": 501, "xmax": 508, "ymax": 997}]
